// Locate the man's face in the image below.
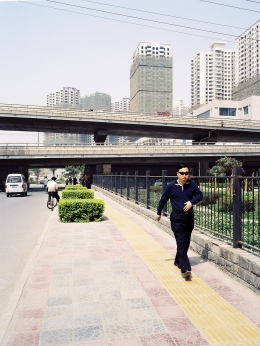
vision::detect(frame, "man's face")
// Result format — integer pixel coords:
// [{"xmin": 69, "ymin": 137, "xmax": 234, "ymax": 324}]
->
[{"xmin": 177, "ymin": 167, "xmax": 190, "ymax": 183}]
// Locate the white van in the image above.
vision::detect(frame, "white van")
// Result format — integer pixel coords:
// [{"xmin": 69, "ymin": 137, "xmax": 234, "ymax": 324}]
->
[{"xmin": 5, "ymin": 173, "xmax": 28, "ymax": 197}]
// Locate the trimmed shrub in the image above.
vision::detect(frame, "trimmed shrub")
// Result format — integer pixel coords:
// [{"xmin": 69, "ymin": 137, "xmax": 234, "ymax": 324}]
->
[
  {"xmin": 218, "ymin": 195, "xmax": 233, "ymax": 212},
  {"xmin": 58, "ymin": 199, "xmax": 105, "ymax": 222},
  {"xmin": 62, "ymin": 189, "xmax": 94, "ymax": 200},
  {"xmin": 150, "ymin": 186, "xmax": 162, "ymax": 193},
  {"xmin": 65, "ymin": 185, "xmax": 86, "ymax": 190},
  {"xmin": 242, "ymin": 194, "xmax": 255, "ymax": 212},
  {"xmin": 199, "ymin": 191, "xmax": 220, "ymax": 206}
]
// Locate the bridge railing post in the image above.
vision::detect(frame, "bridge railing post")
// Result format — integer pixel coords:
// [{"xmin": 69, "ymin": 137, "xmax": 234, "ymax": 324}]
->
[
  {"xmin": 120, "ymin": 172, "xmax": 123, "ymax": 197},
  {"xmin": 135, "ymin": 171, "xmax": 138, "ymax": 203},
  {"xmin": 126, "ymin": 172, "xmax": 130, "ymax": 200},
  {"xmin": 162, "ymin": 170, "xmax": 167, "ymax": 216},
  {"xmin": 115, "ymin": 172, "xmax": 118, "ymax": 195},
  {"xmin": 110, "ymin": 174, "xmax": 113, "ymax": 192},
  {"xmin": 146, "ymin": 170, "xmax": 150, "ymax": 209},
  {"xmin": 233, "ymin": 166, "xmax": 243, "ymax": 248}
]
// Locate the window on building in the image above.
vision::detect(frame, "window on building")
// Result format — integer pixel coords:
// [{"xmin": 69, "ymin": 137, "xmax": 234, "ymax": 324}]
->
[
  {"xmin": 219, "ymin": 108, "xmax": 236, "ymax": 116},
  {"xmin": 243, "ymin": 106, "xmax": 249, "ymax": 115},
  {"xmin": 198, "ymin": 110, "xmax": 210, "ymax": 118}
]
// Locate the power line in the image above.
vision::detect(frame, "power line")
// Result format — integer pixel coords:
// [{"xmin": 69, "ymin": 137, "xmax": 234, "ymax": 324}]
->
[
  {"xmin": 45, "ymin": 0, "xmax": 238, "ymax": 38},
  {"xmin": 245, "ymin": 0, "xmax": 260, "ymax": 3},
  {"xmin": 198, "ymin": 0, "xmax": 260, "ymax": 13},
  {"xmin": 20, "ymin": 1, "xmax": 235, "ymax": 42},
  {"xmin": 81, "ymin": 0, "xmax": 246, "ymax": 30}
]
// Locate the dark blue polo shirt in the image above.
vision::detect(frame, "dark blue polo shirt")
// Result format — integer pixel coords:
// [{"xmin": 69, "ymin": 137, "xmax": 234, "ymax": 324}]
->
[{"xmin": 157, "ymin": 179, "xmax": 203, "ymax": 215}]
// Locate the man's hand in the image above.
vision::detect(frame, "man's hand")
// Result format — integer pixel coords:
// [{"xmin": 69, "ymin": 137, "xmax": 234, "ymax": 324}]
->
[
  {"xmin": 183, "ymin": 201, "xmax": 192, "ymax": 212},
  {"xmin": 156, "ymin": 215, "xmax": 161, "ymax": 221}
]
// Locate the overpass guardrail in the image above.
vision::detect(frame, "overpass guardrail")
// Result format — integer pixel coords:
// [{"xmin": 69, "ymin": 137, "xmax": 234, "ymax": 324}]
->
[
  {"xmin": 1, "ymin": 103, "xmax": 260, "ymax": 131},
  {"xmin": 1, "ymin": 143, "xmax": 260, "ymax": 158},
  {"xmin": 93, "ymin": 167, "xmax": 260, "ymax": 256}
]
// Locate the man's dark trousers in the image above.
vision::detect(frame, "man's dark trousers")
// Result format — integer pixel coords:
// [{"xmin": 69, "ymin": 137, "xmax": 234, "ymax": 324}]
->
[{"xmin": 170, "ymin": 211, "xmax": 194, "ymax": 273}]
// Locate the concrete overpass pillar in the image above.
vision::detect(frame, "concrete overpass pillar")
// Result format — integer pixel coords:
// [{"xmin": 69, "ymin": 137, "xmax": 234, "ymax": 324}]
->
[
  {"xmin": 199, "ymin": 161, "xmax": 209, "ymax": 176},
  {"xmin": 94, "ymin": 129, "xmax": 107, "ymax": 143}
]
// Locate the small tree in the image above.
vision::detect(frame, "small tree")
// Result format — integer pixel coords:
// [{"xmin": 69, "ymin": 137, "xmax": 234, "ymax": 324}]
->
[
  {"xmin": 29, "ymin": 168, "xmax": 41, "ymax": 184},
  {"xmin": 64, "ymin": 165, "xmax": 85, "ymax": 178},
  {"xmin": 51, "ymin": 168, "xmax": 58, "ymax": 177},
  {"xmin": 208, "ymin": 157, "xmax": 244, "ymax": 191},
  {"xmin": 208, "ymin": 156, "xmax": 243, "ymax": 176}
]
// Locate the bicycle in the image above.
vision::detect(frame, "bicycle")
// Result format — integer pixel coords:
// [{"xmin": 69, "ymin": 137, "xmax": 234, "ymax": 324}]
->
[{"xmin": 47, "ymin": 193, "xmax": 57, "ymax": 211}]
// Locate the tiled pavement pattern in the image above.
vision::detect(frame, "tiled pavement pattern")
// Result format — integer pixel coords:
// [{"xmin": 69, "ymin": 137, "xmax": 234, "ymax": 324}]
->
[{"xmin": 2, "ymin": 191, "xmax": 260, "ymax": 346}]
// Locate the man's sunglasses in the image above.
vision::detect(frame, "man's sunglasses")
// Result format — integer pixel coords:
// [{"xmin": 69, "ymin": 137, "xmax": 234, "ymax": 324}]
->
[{"xmin": 178, "ymin": 172, "xmax": 189, "ymax": 175}]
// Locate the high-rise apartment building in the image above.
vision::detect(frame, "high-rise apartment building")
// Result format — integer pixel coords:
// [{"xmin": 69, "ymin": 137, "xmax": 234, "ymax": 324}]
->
[
  {"xmin": 130, "ymin": 42, "xmax": 173, "ymax": 114},
  {"xmin": 80, "ymin": 92, "xmax": 111, "ymax": 111},
  {"xmin": 44, "ymin": 87, "xmax": 92, "ymax": 145},
  {"xmin": 46, "ymin": 87, "xmax": 80, "ymax": 107},
  {"xmin": 111, "ymin": 98, "xmax": 130, "ymax": 112},
  {"xmin": 233, "ymin": 20, "xmax": 260, "ymax": 100},
  {"xmin": 191, "ymin": 42, "xmax": 235, "ymax": 108}
]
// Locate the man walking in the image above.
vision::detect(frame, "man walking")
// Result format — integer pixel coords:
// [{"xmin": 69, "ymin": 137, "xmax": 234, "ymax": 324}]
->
[{"xmin": 156, "ymin": 164, "xmax": 203, "ymax": 279}]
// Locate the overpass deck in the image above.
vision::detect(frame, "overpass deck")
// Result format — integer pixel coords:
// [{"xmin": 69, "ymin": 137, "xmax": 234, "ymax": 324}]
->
[
  {"xmin": 1, "ymin": 103, "xmax": 260, "ymax": 142},
  {"xmin": 1, "ymin": 143, "xmax": 260, "ymax": 160}
]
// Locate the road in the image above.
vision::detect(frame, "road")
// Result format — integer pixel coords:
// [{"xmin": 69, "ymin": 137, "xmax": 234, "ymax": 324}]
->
[{"xmin": 0, "ymin": 184, "xmax": 63, "ymax": 315}]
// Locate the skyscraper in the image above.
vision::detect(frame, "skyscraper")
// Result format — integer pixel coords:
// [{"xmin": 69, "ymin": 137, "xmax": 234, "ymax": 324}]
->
[
  {"xmin": 80, "ymin": 92, "xmax": 111, "ymax": 111},
  {"xmin": 233, "ymin": 19, "xmax": 260, "ymax": 100},
  {"xmin": 130, "ymin": 42, "xmax": 173, "ymax": 114},
  {"xmin": 191, "ymin": 42, "xmax": 235, "ymax": 108}
]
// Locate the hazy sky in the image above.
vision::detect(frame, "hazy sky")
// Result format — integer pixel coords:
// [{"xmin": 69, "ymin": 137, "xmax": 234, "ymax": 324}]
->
[{"xmin": 0, "ymin": 0, "xmax": 260, "ymax": 142}]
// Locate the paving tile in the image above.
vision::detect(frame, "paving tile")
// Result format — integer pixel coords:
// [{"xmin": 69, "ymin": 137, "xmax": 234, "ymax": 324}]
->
[
  {"xmin": 103, "ymin": 322, "xmax": 136, "ymax": 338},
  {"xmin": 42, "ymin": 315, "xmax": 72, "ymax": 331},
  {"xmin": 132, "ymin": 319, "xmax": 167, "ymax": 335},
  {"xmin": 47, "ymin": 296, "xmax": 72, "ymax": 306},
  {"xmin": 45, "ymin": 305, "xmax": 74, "ymax": 318},
  {"xmin": 128, "ymin": 307, "xmax": 160, "ymax": 321},
  {"xmin": 124, "ymin": 298, "xmax": 153, "ymax": 309},
  {"xmin": 5, "ymin": 332, "xmax": 40, "ymax": 346},
  {"xmin": 73, "ymin": 326, "xmax": 104, "ymax": 342},
  {"xmin": 139, "ymin": 333, "xmax": 176, "ymax": 346},
  {"xmin": 107, "ymin": 336, "xmax": 141, "ymax": 346},
  {"xmin": 39, "ymin": 328, "xmax": 73, "ymax": 345},
  {"xmin": 102, "ymin": 309, "xmax": 130, "ymax": 323},
  {"xmin": 98, "ymin": 291, "xmax": 122, "ymax": 301}
]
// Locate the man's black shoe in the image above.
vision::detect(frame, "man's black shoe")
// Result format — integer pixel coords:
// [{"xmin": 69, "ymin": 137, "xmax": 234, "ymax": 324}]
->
[{"xmin": 182, "ymin": 270, "xmax": 192, "ymax": 279}]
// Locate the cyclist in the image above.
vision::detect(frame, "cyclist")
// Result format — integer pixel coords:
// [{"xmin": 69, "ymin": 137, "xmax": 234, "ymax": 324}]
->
[{"xmin": 47, "ymin": 177, "xmax": 60, "ymax": 203}]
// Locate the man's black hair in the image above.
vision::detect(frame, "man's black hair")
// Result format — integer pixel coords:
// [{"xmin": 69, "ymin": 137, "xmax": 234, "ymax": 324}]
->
[{"xmin": 176, "ymin": 164, "xmax": 190, "ymax": 172}]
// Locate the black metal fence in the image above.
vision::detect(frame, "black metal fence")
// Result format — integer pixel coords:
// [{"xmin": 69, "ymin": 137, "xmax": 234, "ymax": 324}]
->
[{"xmin": 93, "ymin": 167, "xmax": 260, "ymax": 255}]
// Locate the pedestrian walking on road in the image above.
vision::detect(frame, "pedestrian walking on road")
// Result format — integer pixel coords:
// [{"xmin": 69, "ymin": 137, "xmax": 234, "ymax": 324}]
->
[{"xmin": 156, "ymin": 164, "xmax": 203, "ymax": 279}]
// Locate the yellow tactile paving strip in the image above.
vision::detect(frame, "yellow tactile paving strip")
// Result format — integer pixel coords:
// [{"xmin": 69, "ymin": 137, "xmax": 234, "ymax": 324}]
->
[{"xmin": 105, "ymin": 203, "xmax": 260, "ymax": 346}]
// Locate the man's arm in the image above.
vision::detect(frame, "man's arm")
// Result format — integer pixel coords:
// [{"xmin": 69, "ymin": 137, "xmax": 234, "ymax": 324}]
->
[
  {"xmin": 190, "ymin": 181, "xmax": 203, "ymax": 205},
  {"xmin": 156, "ymin": 185, "xmax": 170, "ymax": 221}
]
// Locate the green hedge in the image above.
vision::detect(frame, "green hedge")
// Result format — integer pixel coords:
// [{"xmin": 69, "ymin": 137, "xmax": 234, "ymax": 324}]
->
[
  {"xmin": 65, "ymin": 185, "xmax": 86, "ymax": 190},
  {"xmin": 58, "ymin": 199, "xmax": 105, "ymax": 222},
  {"xmin": 62, "ymin": 189, "xmax": 94, "ymax": 199}
]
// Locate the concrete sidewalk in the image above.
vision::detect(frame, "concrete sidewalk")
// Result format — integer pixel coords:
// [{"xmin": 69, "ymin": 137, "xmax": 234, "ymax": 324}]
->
[{"xmin": 1, "ymin": 190, "xmax": 260, "ymax": 346}]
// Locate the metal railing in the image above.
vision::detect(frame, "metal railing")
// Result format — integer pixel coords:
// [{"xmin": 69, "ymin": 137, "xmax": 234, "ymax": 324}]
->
[{"xmin": 93, "ymin": 167, "xmax": 260, "ymax": 255}]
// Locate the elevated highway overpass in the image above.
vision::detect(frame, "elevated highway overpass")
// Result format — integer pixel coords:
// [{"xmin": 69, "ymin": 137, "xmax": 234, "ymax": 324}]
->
[
  {"xmin": 1, "ymin": 104, "xmax": 260, "ymax": 142},
  {"xmin": 1, "ymin": 143, "xmax": 260, "ymax": 176}
]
